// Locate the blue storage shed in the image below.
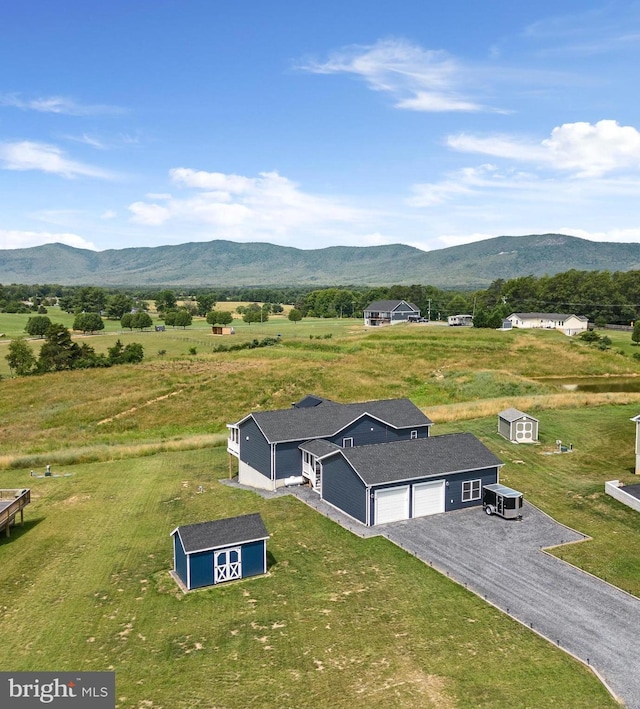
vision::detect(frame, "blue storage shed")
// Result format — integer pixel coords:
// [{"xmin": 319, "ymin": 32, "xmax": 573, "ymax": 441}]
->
[{"xmin": 171, "ymin": 513, "xmax": 269, "ymax": 591}]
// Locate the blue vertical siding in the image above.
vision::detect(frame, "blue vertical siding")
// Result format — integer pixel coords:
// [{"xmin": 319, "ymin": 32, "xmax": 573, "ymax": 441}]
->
[
  {"xmin": 174, "ymin": 534, "xmax": 188, "ymax": 587},
  {"xmin": 275, "ymin": 440, "xmax": 304, "ymax": 480},
  {"xmin": 189, "ymin": 550, "xmax": 215, "ymax": 589},
  {"xmin": 239, "ymin": 417, "xmax": 271, "ymax": 479},
  {"xmin": 241, "ymin": 540, "xmax": 267, "ymax": 577},
  {"xmin": 329, "ymin": 415, "xmax": 429, "ymax": 448},
  {"xmin": 322, "ymin": 456, "xmax": 367, "ymax": 523},
  {"xmin": 444, "ymin": 468, "xmax": 499, "ymax": 512}
]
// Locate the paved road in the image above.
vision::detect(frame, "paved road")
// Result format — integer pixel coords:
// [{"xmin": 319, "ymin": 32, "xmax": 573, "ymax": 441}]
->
[{"xmin": 383, "ymin": 503, "xmax": 640, "ymax": 708}]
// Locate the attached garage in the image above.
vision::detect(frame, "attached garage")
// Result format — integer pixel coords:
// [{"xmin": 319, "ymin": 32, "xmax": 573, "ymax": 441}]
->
[
  {"xmin": 316, "ymin": 433, "xmax": 503, "ymax": 526},
  {"xmin": 413, "ymin": 480, "xmax": 445, "ymax": 517},
  {"xmin": 374, "ymin": 485, "xmax": 410, "ymax": 524}
]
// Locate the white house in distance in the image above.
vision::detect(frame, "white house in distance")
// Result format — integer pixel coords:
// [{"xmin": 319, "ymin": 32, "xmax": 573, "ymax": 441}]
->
[
  {"xmin": 363, "ymin": 300, "xmax": 420, "ymax": 327},
  {"xmin": 505, "ymin": 312, "xmax": 589, "ymax": 336}
]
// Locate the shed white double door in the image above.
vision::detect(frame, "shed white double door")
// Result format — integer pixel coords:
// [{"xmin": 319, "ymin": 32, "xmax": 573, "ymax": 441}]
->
[
  {"xmin": 515, "ymin": 420, "xmax": 534, "ymax": 442},
  {"xmin": 374, "ymin": 480, "xmax": 445, "ymax": 524}
]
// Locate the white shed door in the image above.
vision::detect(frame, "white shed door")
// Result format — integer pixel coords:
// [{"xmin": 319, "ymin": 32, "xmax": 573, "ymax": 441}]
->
[
  {"xmin": 413, "ymin": 480, "xmax": 445, "ymax": 517},
  {"xmin": 515, "ymin": 421, "xmax": 533, "ymax": 442},
  {"xmin": 374, "ymin": 486, "xmax": 410, "ymax": 524}
]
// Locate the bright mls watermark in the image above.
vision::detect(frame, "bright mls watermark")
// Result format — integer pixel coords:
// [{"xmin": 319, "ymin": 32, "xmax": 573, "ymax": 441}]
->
[{"xmin": 1, "ymin": 672, "xmax": 115, "ymax": 708}]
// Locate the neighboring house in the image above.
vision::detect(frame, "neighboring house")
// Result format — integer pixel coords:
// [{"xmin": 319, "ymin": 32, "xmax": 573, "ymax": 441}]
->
[
  {"xmin": 630, "ymin": 415, "xmax": 640, "ymax": 474},
  {"xmin": 171, "ymin": 513, "xmax": 269, "ymax": 591},
  {"xmin": 228, "ymin": 397, "xmax": 504, "ymax": 525},
  {"xmin": 498, "ymin": 408, "xmax": 539, "ymax": 443},
  {"xmin": 448, "ymin": 314, "xmax": 473, "ymax": 326},
  {"xmin": 306, "ymin": 433, "xmax": 503, "ymax": 526},
  {"xmin": 506, "ymin": 313, "xmax": 588, "ymax": 336},
  {"xmin": 363, "ymin": 300, "xmax": 420, "ymax": 327},
  {"xmin": 227, "ymin": 395, "xmax": 433, "ymax": 491}
]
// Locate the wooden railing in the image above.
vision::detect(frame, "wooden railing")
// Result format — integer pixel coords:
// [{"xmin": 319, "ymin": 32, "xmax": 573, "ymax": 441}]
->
[{"xmin": 0, "ymin": 489, "xmax": 31, "ymax": 537}]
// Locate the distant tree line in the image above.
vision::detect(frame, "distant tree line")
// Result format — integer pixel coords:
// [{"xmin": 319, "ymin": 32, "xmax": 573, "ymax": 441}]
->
[{"xmin": 3, "ymin": 269, "xmax": 640, "ymax": 326}]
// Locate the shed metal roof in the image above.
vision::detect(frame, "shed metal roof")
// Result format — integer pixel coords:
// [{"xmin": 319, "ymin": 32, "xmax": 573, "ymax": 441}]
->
[
  {"xmin": 333, "ymin": 433, "xmax": 503, "ymax": 486},
  {"xmin": 239, "ymin": 398, "xmax": 433, "ymax": 443},
  {"xmin": 171, "ymin": 513, "xmax": 269, "ymax": 554},
  {"xmin": 499, "ymin": 407, "xmax": 538, "ymax": 423}
]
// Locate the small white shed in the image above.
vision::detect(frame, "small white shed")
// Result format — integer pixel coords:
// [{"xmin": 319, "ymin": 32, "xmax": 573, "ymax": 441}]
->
[
  {"xmin": 498, "ymin": 408, "xmax": 539, "ymax": 443},
  {"xmin": 630, "ymin": 415, "xmax": 640, "ymax": 474}
]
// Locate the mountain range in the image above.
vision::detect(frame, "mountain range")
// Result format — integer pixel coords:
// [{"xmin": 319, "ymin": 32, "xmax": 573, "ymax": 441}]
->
[{"xmin": 2, "ymin": 234, "xmax": 640, "ymax": 289}]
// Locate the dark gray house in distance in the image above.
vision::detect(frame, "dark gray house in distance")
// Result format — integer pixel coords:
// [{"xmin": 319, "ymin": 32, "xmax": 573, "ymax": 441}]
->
[
  {"xmin": 171, "ymin": 513, "xmax": 269, "ymax": 591},
  {"xmin": 228, "ymin": 397, "xmax": 503, "ymax": 526},
  {"xmin": 363, "ymin": 299, "xmax": 420, "ymax": 326}
]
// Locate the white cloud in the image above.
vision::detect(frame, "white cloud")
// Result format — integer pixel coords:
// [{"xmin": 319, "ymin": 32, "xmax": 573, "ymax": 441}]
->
[
  {"xmin": 0, "ymin": 230, "xmax": 97, "ymax": 250},
  {"xmin": 63, "ymin": 133, "xmax": 107, "ymax": 149},
  {"xmin": 555, "ymin": 226, "xmax": 640, "ymax": 243},
  {"xmin": 447, "ymin": 120, "xmax": 640, "ymax": 177},
  {"xmin": 0, "ymin": 141, "xmax": 113, "ymax": 179},
  {"xmin": 129, "ymin": 169, "xmax": 367, "ymax": 242},
  {"xmin": 301, "ymin": 38, "xmax": 498, "ymax": 113},
  {"xmin": 100, "ymin": 210, "xmax": 117, "ymax": 220},
  {"xmin": 0, "ymin": 93, "xmax": 124, "ymax": 116}
]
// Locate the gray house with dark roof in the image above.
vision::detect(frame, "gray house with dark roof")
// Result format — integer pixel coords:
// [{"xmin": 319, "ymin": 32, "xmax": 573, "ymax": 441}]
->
[
  {"xmin": 363, "ymin": 300, "xmax": 420, "ymax": 327},
  {"xmin": 228, "ymin": 397, "xmax": 503, "ymax": 525},
  {"xmin": 227, "ymin": 395, "xmax": 433, "ymax": 491},
  {"xmin": 171, "ymin": 513, "xmax": 269, "ymax": 591}
]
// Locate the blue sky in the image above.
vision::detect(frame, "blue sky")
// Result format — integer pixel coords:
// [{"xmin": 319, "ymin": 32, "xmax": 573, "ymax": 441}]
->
[{"xmin": 2, "ymin": 0, "xmax": 640, "ymax": 253}]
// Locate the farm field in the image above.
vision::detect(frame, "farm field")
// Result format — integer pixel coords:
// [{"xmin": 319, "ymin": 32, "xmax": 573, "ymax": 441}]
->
[{"xmin": 1, "ymin": 318, "xmax": 640, "ymax": 707}]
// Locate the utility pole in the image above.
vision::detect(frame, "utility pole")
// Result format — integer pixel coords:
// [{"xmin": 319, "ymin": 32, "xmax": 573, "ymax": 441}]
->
[{"xmin": 427, "ymin": 299, "xmax": 431, "ymax": 322}]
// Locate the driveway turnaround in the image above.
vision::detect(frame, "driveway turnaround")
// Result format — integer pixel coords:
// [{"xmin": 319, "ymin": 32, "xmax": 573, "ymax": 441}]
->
[{"xmin": 383, "ymin": 503, "xmax": 640, "ymax": 708}]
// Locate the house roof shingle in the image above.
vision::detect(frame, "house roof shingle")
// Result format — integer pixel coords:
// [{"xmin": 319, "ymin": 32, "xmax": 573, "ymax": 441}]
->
[
  {"xmin": 508, "ymin": 312, "xmax": 588, "ymax": 322},
  {"xmin": 364, "ymin": 300, "xmax": 419, "ymax": 313},
  {"xmin": 172, "ymin": 513, "xmax": 269, "ymax": 554},
  {"xmin": 333, "ymin": 433, "xmax": 503, "ymax": 486},
  {"xmin": 245, "ymin": 398, "xmax": 433, "ymax": 443}
]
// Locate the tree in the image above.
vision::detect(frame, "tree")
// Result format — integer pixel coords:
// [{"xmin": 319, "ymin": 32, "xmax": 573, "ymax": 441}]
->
[
  {"xmin": 207, "ymin": 310, "xmax": 233, "ymax": 326},
  {"xmin": 155, "ymin": 290, "xmax": 177, "ymax": 313},
  {"xmin": 73, "ymin": 312, "xmax": 105, "ymax": 334},
  {"xmin": 132, "ymin": 311, "xmax": 153, "ymax": 330},
  {"xmin": 164, "ymin": 310, "xmax": 178, "ymax": 327},
  {"xmin": 37, "ymin": 324, "xmax": 80, "ymax": 372},
  {"xmin": 122, "ymin": 342, "xmax": 144, "ymax": 363},
  {"xmin": 106, "ymin": 294, "xmax": 134, "ymax": 320},
  {"xmin": 5, "ymin": 338, "xmax": 36, "ymax": 375},
  {"xmin": 25, "ymin": 315, "xmax": 52, "ymax": 338},
  {"xmin": 288, "ymin": 308, "xmax": 302, "ymax": 323},
  {"xmin": 243, "ymin": 303, "xmax": 267, "ymax": 323},
  {"xmin": 174, "ymin": 309, "xmax": 192, "ymax": 329},
  {"xmin": 633, "ymin": 321, "xmax": 640, "ymax": 345},
  {"xmin": 196, "ymin": 293, "xmax": 216, "ymax": 316},
  {"xmin": 121, "ymin": 313, "xmax": 134, "ymax": 330}
]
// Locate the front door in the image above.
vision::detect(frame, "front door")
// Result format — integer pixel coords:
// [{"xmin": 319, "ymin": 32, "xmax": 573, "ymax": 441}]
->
[{"xmin": 214, "ymin": 547, "xmax": 242, "ymax": 583}]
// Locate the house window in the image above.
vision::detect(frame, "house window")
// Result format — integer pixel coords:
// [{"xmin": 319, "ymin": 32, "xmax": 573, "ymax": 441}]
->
[
  {"xmin": 410, "ymin": 430, "xmax": 418, "ymax": 439},
  {"xmin": 342, "ymin": 437, "xmax": 354, "ymax": 448},
  {"xmin": 462, "ymin": 479, "xmax": 481, "ymax": 502}
]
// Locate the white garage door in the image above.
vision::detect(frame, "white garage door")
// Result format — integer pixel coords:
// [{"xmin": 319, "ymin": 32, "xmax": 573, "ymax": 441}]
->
[
  {"xmin": 374, "ymin": 486, "xmax": 410, "ymax": 524},
  {"xmin": 413, "ymin": 480, "xmax": 445, "ymax": 517}
]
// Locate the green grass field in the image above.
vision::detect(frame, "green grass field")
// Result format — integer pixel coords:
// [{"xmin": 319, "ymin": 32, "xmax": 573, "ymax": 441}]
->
[
  {"xmin": 0, "ymin": 449, "xmax": 617, "ymax": 709},
  {"xmin": 1, "ymin": 318, "xmax": 639, "ymax": 707}
]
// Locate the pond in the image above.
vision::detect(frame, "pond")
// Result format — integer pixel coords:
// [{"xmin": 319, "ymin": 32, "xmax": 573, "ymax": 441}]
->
[{"xmin": 536, "ymin": 376, "xmax": 640, "ymax": 393}]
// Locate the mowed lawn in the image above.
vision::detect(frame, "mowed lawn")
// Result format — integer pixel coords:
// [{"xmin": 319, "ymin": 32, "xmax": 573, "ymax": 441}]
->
[{"xmin": 0, "ymin": 448, "xmax": 616, "ymax": 709}]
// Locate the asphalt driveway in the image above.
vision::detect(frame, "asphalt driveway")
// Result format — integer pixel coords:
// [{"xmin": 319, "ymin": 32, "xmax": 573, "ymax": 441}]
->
[{"xmin": 383, "ymin": 503, "xmax": 640, "ymax": 708}]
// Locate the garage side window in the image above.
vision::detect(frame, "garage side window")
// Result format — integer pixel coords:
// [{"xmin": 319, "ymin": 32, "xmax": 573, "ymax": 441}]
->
[{"xmin": 462, "ymin": 479, "xmax": 481, "ymax": 502}]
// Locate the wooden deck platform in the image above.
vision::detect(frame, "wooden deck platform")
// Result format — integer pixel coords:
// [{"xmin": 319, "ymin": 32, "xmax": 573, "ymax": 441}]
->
[{"xmin": 0, "ymin": 489, "xmax": 31, "ymax": 537}]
